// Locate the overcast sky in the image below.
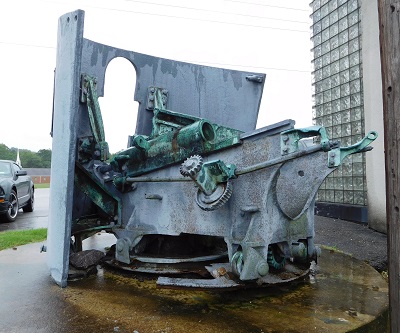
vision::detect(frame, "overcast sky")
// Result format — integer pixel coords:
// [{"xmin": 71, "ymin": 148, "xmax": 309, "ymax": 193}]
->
[{"xmin": 0, "ymin": 0, "xmax": 312, "ymax": 153}]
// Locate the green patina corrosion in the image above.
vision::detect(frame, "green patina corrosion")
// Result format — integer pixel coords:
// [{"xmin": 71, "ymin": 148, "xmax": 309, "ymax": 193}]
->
[
  {"xmin": 281, "ymin": 126, "xmax": 331, "ymax": 154},
  {"xmin": 111, "ymin": 88, "xmax": 243, "ymax": 177},
  {"xmin": 327, "ymin": 131, "xmax": 378, "ymax": 167},
  {"xmin": 280, "ymin": 126, "xmax": 378, "ymax": 169},
  {"xmin": 81, "ymin": 74, "xmax": 110, "ymax": 161},
  {"xmin": 73, "ymin": 163, "xmax": 121, "ymax": 234},
  {"xmin": 195, "ymin": 159, "xmax": 237, "ymax": 195}
]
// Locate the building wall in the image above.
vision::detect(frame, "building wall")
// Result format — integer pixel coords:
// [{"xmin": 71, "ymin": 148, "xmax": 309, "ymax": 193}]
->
[
  {"xmin": 311, "ymin": 0, "xmax": 367, "ymax": 209},
  {"xmin": 310, "ymin": 0, "xmax": 387, "ymax": 232},
  {"xmin": 31, "ymin": 176, "xmax": 51, "ymax": 184},
  {"xmin": 25, "ymin": 168, "xmax": 51, "ymax": 184},
  {"xmin": 360, "ymin": 0, "xmax": 387, "ymax": 233}
]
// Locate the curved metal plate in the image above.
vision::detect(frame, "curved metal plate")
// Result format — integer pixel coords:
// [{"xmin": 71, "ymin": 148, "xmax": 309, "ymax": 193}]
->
[
  {"xmin": 81, "ymin": 39, "xmax": 265, "ymax": 135},
  {"xmin": 276, "ymin": 152, "xmax": 335, "ymax": 220}
]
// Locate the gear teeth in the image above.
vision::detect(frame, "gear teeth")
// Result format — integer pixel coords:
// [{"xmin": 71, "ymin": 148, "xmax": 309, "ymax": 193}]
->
[
  {"xmin": 180, "ymin": 155, "xmax": 203, "ymax": 177},
  {"xmin": 196, "ymin": 181, "xmax": 233, "ymax": 211},
  {"xmin": 267, "ymin": 245, "xmax": 286, "ymax": 270}
]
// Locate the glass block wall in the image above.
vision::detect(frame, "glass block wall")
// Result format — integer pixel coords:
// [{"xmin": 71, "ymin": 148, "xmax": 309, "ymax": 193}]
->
[{"xmin": 310, "ymin": 0, "xmax": 367, "ymax": 206}]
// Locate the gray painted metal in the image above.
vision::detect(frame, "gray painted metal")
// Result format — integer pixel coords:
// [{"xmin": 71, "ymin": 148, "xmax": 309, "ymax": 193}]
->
[
  {"xmin": 81, "ymin": 40, "xmax": 265, "ymax": 137},
  {"xmin": 48, "ymin": 9, "xmax": 265, "ymax": 286},
  {"xmin": 47, "ymin": 10, "xmax": 85, "ymax": 287},
  {"xmin": 49, "ymin": 10, "xmax": 375, "ymax": 288},
  {"xmin": 276, "ymin": 152, "xmax": 333, "ymax": 220},
  {"xmin": 112, "ymin": 127, "xmax": 325, "ymax": 282}
]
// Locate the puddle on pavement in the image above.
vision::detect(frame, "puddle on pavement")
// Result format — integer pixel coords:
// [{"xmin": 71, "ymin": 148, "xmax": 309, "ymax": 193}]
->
[{"xmin": 61, "ymin": 248, "xmax": 388, "ymax": 333}]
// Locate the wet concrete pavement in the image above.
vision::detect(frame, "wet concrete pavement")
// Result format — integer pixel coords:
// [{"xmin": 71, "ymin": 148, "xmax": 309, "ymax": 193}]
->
[
  {"xmin": 314, "ymin": 216, "xmax": 388, "ymax": 272},
  {"xmin": 0, "ymin": 234, "xmax": 389, "ymax": 333},
  {"xmin": 0, "ymin": 188, "xmax": 49, "ymax": 232},
  {"xmin": 0, "ymin": 234, "xmax": 117, "ymax": 333},
  {"xmin": 0, "ymin": 242, "xmax": 67, "ymax": 333}
]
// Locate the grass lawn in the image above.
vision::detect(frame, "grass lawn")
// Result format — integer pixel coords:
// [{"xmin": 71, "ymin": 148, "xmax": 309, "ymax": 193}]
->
[
  {"xmin": 0, "ymin": 228, "xmax": 47, "ymax": 251},
  {"xmin": 35, "ymin": 183, "xmax": 50, "ymax": 189}
]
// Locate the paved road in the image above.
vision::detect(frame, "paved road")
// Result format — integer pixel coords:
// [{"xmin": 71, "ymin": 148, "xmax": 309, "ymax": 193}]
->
[{"xmin": 0, "ymin": 188, "xmax": 49, "ymax": 232}]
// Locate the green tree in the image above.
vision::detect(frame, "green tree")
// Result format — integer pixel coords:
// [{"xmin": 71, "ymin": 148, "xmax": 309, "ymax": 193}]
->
[
  {"xmin": 20, "ymin": 150, "xmax": 43, "ymax": 168},
  {"xmin": 0, "ymin": 144, "xmax": 52, "ymax": 168},
  {"xmin": 37, "ymin": 149, "xmax": 52, "ymax": 168},
  {"xmin": 0, "ymin": 144, "xmax": 15, "ymax": 160}
]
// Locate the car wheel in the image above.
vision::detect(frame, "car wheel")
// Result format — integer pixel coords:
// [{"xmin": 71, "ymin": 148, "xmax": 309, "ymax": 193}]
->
[
  {"xmin": 23, "ymin": 188, "xmax": 34, "ymax": 213},
  {"xmin": 4, "ymin": 190, "xmax": 18, "ymax": 222}
]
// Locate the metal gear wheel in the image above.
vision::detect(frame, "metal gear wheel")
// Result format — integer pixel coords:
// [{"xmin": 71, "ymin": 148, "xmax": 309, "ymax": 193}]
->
[
  {"xmin": 196, "ymin": 181, "xmax": 233, "ymax": 211},
  {"xmin": 267, "ymin": 245, "xmax": 286, "ymax": 270},
  {"xmin": 231, "ymin": 251, "xmax": 243, "ymax": 276},
  {"xmin": 180, "ymin": 155, "xmax": 203, "ymax": 177}
]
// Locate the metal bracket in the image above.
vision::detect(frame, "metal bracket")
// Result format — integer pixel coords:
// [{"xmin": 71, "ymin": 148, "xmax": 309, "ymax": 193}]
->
[
  {"xmin": 146, "ymin": 86, "xmax": 168, "ymax": 110},
  {"xmin": 246, "ymin": 75, "xmax": 264, "ymax": 83},
  {"xmin": 74, "ymin": 162, "xmax": 122, "ymax": 222},
  {"xmin": 180, "ymin": 156, "xmax": 236, "ymax": 210},
  {"xmin": 77, "ymin": 136, "xmax": 95, "ymax": 163},
  {"xmin": 181, "ymin": 156, "xmax": 236, "ymax": 195},
  {"xmin": 327, "ymin": 131, "xmax": 378, "ymax": 167},
  {"xmin": 80, "ymin": 74, "xmax": 109, "ymax": 161},
  {"xmin": 281, "ymin": 126, "xmax": 331, "ymax": 155}
]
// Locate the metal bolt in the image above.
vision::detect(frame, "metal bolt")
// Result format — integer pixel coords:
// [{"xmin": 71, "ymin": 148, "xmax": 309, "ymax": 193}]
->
[
  {"xmin": 162, "ymin": 89, "xmax": 168, "ymax": 95},
  {"xmin": 283, "ymin": 148, "xmax": 288, "ymax": 153},
  {"xmin": 217, "ymin": 267, "xmax": 227, "ymax": 276},
  {"xmin": 150, "ymin": 87, "xmax": 155, "ymax": 93},
  {"xmin": 257, "ymin": 261, "xmax": 269, "ymax": 276},
  {"xmin": 282, "ymin": 135, "xmax": 289, "ymax": 142},
  {"xmin": 149, "ymin": 96, "xmax": 154, "ymax": 101},
  {"xmin": 116, "ymin": 240, "xmax": 124, "ymax": 252}
]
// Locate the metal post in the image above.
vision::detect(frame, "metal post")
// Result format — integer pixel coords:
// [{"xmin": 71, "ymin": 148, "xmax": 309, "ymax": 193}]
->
[{"xmin": 47, "ymin": 10, "xmax": 85, "ymax": 287}]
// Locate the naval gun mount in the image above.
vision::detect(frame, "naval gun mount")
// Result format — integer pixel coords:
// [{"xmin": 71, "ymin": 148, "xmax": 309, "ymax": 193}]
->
[
  {"xmin": 72, "ymin": 81, "xmax": 376, "ymax": 289},
  {"xmin": 48, "ymin": 10, "xmax": 377, "ymax": 290}
]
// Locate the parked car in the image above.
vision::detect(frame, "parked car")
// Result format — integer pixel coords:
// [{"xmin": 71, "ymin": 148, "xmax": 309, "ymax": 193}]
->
[{"xmin": 0, "ymin": 160, "xmax": 34, "ymax": 222}]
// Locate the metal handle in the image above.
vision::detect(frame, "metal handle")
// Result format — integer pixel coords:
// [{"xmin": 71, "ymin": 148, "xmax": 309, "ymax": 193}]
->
[
  {"xmin": 327, "ymin": 131, "xmax": 378, "ymax": 167},
  {"xmin": 281, "ymin": 126, "xmax": 331, "ymax": 155}
]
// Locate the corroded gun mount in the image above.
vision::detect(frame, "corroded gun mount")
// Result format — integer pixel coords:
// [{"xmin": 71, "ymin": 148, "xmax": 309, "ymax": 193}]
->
[{"xmin": 48, "ymin": 10, "xmax": 377, "ymax": 289}]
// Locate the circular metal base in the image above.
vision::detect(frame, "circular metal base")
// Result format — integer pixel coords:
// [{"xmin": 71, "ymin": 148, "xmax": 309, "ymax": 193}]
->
[{"xmin": 65, "ymin": 248, "xmax": 388, "ymax": 332}]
